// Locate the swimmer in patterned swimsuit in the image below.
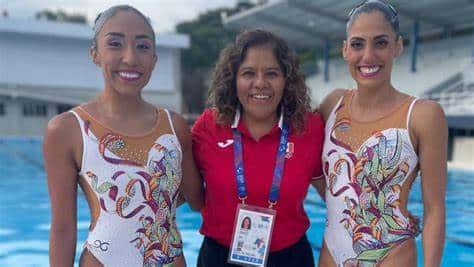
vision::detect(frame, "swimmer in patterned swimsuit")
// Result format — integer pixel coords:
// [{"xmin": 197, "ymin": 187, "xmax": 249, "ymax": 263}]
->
[
  {"xmin": 43, "ymin": 5, "xmax": 202, "ymax": 267},
  {"xmin": 317, "ymin": 1, "xmax": 447, "ymax": 266}
]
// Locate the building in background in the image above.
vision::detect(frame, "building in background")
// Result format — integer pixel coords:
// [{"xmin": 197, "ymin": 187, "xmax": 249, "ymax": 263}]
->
[
  {"xmin": 0, "ymin": 17, "xmax": 189, "ymax": 136},
  {"xmin": 223, "ymin": 0, "xmax": 474, "ymax": 167}
]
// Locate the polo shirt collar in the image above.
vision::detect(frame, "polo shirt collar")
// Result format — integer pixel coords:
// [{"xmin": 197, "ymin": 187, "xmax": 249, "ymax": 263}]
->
[{"xmin": 231, "ymin": 108, "xmax": 284, "ymax": 129}]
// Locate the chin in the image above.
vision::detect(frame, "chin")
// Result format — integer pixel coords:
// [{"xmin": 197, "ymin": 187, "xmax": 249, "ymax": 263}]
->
[
  {"xmin": 357, "ymin": 80, "xmax": 381, "ymax": 88},
  {"xmin": 115, "ymin": 86, "xmax": 144, "ymax": 96},
  {"xmin": 354, "ymin": 77, "xmax": 390, "ymax": 90}
]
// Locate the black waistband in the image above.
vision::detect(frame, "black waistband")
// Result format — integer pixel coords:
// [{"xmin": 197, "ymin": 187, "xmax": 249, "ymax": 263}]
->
[
  {"xmin": 204, "ymin": 234, "xmax": 310, "ymax": 253},
  {"xmin": 198, "ymin": 234, "xmax": 315, "ymax": 267}
]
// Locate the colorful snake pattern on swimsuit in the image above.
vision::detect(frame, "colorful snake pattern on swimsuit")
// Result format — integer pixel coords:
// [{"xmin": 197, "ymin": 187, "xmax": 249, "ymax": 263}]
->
[
  {"xmin": 85, "ymin": 139, "xmax": 182, "ymax": 266},
  {"xmin": 71, "ymin": 109, "xmax": 182, "ymax": 267},
  {"xmin": 322, "ymin": 96, "xmax": 420, "ymax": 267}
]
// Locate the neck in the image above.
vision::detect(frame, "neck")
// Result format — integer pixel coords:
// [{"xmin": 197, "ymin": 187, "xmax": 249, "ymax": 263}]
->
[
  {"xmin": 96, "ymin": 88, "xmax": 146, "ymax": 119},
  {"xmin": 355, "ymin": 83, "xmax": 397, "ymax": 108},
  {"xmin": 242, "ymin": 112, "xmax": 279, "ymax": 141}
]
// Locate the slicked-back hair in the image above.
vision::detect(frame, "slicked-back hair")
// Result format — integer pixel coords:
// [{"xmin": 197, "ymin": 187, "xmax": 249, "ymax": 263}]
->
[
  {"xmin": 346, "ymin": 0, "xmax": 400, "ymax": 38},
  {"xmin": 91, "ymin": 5, "xmax": 155, "ymax": 51}
]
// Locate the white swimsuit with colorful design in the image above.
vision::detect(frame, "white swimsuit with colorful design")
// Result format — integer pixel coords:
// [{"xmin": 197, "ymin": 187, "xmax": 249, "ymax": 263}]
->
[
  {"xmin": 70, "ymin": 108, "xmax": 182, "ymax": 267},
  {"xmin": 322, "ymin": 92, "xmax": 420, "ymax": 266}
]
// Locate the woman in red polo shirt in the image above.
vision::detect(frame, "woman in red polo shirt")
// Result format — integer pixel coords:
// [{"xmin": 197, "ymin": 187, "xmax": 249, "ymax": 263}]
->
[{"xmin": 189, "ymin": 29, "xmax": 325, "ymax": 267}]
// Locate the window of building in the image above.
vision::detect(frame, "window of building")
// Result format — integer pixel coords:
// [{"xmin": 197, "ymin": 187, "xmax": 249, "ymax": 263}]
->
[
  {"xmin": 57, "ymin": 104, "xmax": 74, "ymax": 114},
  {"xmin": 23, "ymin": 103, "xmax": 48, "ymax": 117},
  {"xmin": 0, "ymin": 103, "xmax": 5, "ymax": 116}
]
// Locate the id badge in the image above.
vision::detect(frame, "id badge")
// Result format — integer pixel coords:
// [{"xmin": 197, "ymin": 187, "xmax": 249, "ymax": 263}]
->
[{"xmin": 228, "ymin": 203, "xmax": 276, "ymax": 266}]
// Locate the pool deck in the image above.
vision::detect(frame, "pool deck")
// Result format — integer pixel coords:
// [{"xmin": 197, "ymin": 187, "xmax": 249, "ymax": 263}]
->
[{"xmin": 448, "ymin": 161, "xmax": 474, "ymax": 171}]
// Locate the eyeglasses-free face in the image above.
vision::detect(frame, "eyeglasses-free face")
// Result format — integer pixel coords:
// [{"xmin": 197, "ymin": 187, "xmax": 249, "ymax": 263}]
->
[
  {"xmin": 236, "ymin": 44, "xmax": 286, "ymax": 130},
  {"xmin": 343, "ymin": 10, "xmax": 403, "ymax": 90},
  {"xmin": 91, "ymin": 10, "xmax": 157, "ymax": 97}
]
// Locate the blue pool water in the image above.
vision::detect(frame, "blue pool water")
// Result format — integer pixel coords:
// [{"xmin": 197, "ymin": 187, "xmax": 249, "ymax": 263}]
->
[{"xmin": 0, "ymin": 138, "xmax": 473, "ymax": 266}]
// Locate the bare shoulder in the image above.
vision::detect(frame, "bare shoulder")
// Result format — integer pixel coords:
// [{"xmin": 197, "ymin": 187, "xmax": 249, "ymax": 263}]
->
[
  {"xmin": 167, "ymin": 110, "xmax": 189, "ymax": 132},
  {"xmin": 320, "ymin": 88, "xmax": 347, "ymax": 122},
  {"xmin": 43, "ymin": 111, "xmax": 82, "ymax": 171},
  {"xmin": 45, "ymin": 112, "xmax": 81, "ymax": 144},
  {"xmin": 166, "ymin": 110, "xmax": 191, "ymax": 147},
  {"xmin": 412, "ymin": 99, "xmax": 446, "ymax": 124},
  {"xmin": 411, "ymin": 99, "xmax": 447, "ymax": 137}
]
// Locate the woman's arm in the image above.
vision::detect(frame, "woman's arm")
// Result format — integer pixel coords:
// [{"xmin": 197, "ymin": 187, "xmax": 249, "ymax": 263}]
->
[
  {"xmin": 309, "ymin": 112, "xmax": 327, "ymax": 201},
  {"xmin": 43, "ymin": 113, "xmax": 81, "ymax": 267},
  {"xmin": 412, "ymin": 100, "xmax": 447, "ymax": 267},
  {"xmin": 171, "ymin": 112, "xmax": 204, "ymax": 211},
  {"xmin": 311, "ymin": 179, "xmax": 326, "ymax": 201}
]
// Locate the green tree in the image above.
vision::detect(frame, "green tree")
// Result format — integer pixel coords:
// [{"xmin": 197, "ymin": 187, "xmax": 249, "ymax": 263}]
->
[{"xmin": 176, "ymin": 2, "xmax": 255, "ymax": 114}]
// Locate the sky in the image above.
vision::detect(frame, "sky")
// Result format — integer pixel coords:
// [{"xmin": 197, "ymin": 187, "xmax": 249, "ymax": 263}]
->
[{"xmin": 0, "ymin": 0, "xmax": 241, "ymax": 33}]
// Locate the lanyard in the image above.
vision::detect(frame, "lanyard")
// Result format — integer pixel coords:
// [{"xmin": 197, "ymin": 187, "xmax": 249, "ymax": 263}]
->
[{"xmin": 232, "ymin": 123, "xmax": 289, "ymax": 209}]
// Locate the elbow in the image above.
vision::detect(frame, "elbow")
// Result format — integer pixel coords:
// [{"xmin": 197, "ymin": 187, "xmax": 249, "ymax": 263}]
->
[
  {"xmin": 423, "ymin": 205, "xmax": 446, "ymax": 229},
  {"xmin": 189, "ymin": 205, "xmax": 203, "ymax": 212},
  {"xmin": 181, "ymin": 184, "xmax": 205, "ymax": 211},
  {"xmin": 187, "ymin": 198, "xmax": 204, "ymax": 211},
  {"xmin": 424, "ymin": 203, "xmax": 446, "ymax": 218},
  {"xmin": 50, "ymin": 222, "xmax": 76, "ymax": 239},
  {"xmin": 50, "ymin": 217, "xmax": 77, "ymax": 236}
]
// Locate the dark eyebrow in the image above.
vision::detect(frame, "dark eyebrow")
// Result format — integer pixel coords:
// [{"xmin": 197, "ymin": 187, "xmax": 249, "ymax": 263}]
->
[
  {"xmin": 238, "ymin": 66, "xmax": 254, "ymax": 72},
  {"xmin": 104, "ymin": 32, "xmax": 153, "ymax": 41},
  {"xmin": 239, "ymin": 66, "xmax": 281, "ymax": 71},
  {"xmin": 135, "ymin": 34, "xmax": 153, "ymax": 41},
  {"xmin": 349, "ymin": 37, "xmax": 365, "ymax": 42},
  {"xmin": 267, "ymin": 67, "xmax": 282, "ymax": 71},
  {"xmin": 104, "ymin": 32, "xmax": 125, "ymax": 38},
  {"xmin": 350, "ymin": 35, "xmax": 390, "ymax": 42},
  {"xmin": 374, "ymin": 35, "xmax": 390, "ymax": 40}
]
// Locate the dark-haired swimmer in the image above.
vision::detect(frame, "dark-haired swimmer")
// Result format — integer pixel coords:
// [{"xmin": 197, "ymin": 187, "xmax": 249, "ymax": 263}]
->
[
  {"xmin": 318, "ymin": 1, "xmax": 447, "ymax": 266},
  {"xmin": 43, "ymin": 5, "xmax": 201, "ymax": 267}
]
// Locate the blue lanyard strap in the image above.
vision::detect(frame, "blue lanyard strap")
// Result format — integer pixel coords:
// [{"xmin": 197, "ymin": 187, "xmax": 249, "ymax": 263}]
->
[
  {"xmin": 233, "ymin": 129, "xmax": 247, "ymax": 200},
  {"xmin": 232, "ymin": 123, "xmax": 289, "ymax": 207}
]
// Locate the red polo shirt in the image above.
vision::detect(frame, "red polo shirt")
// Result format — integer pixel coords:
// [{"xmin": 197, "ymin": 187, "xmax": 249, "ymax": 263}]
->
[{"xmin": 191, "ymin": 109, "xmax": 324, "ymax": 251}]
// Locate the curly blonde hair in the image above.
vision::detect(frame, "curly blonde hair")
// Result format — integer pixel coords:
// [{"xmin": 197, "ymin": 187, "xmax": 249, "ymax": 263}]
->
[{"xmin": 208, "ymin": 29, "xmax": 311, "ymax": 132}]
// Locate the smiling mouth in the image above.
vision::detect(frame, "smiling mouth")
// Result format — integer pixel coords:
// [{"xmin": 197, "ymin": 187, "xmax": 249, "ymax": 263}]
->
[
  {"xmin": 358, "ymin": 66, "xmax": 381, "ymax": 78},
  {"xmin": 249, "ymin": 94, "xmax": 271, "ymax": 101},
  {"xmin": 117, "ymin": 71, "xmax": 142, "ymax": 81}
]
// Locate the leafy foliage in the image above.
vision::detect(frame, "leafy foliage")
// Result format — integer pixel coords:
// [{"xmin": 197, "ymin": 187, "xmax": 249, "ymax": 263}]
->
[{"xmin": 176, "ymin": 2, "xmax": 255, "ymax": 113}]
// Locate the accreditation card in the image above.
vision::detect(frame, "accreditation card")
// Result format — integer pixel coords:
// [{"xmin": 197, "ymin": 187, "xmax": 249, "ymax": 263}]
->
[{"xmin": 228, "ymin": 204, "xmax": 276, "ymax": 266}]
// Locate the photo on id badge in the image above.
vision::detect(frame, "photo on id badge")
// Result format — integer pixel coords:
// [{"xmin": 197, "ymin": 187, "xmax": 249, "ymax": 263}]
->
[{"xmin": 228, "ymin": 204, "xmax": 275, "ymax": 266}]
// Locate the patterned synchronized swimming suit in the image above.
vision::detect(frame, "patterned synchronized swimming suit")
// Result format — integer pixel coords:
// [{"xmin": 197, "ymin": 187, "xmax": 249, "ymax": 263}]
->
[
  {"xmin": 70, "ymin": 107, "xmax": 183, "ymax": 267},
  {"xmin": 322, "ymin": 91, "xmax": 421, "ymax": 266}
]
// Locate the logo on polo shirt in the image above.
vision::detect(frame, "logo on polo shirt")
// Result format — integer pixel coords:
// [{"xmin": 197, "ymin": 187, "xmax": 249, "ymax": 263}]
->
[
  {"xmin": 217, "ymin": 139, "xmax": 234, "ymax": 148},
  {"xmin": 285, "ymin": 142, "xmax": 294, "ymax": 159}
]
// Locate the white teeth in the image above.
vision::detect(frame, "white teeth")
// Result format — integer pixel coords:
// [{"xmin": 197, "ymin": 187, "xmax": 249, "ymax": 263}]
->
[
  {"xmin": 118, "ymin": 72, "xmax": 140, "ymax": 79},
  {"xmin": 251, "ymin": 94, "xmax": 270, "ymax": 100},
  {"xmin": 359, "ymin": 66, "xmax": 380, "ymax": 74}
]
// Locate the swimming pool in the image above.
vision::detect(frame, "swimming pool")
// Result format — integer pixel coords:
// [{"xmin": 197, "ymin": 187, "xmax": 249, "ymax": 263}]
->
[{"xmin": 0, "ymin": 138, "xmax": 473, "ymax": 266}]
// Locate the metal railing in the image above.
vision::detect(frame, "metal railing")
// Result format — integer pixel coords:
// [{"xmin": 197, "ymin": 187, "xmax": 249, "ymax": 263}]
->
[{"xmin": 426, "ymin": 87, "xmax": 474, "ymax": 115}]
